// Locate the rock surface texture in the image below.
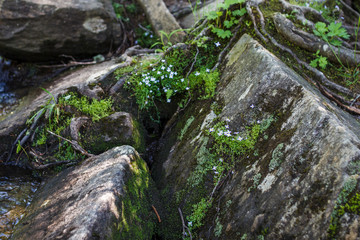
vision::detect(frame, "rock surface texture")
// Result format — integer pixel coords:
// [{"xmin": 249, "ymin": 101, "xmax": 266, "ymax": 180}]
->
[
  {"xmin": 0, "ymin": 0, "xmax": 121, "ymax": 61},
  {"xmin": 11, "ymin": 146, "xmax": 158, "ymax": 239},
  {"xmin": 135, "ymin": 0, "xmax": 185, "ymax": 43},
  {"xmin": 153, "ymin": 34, "xmax": 360, "ymax": 239}
]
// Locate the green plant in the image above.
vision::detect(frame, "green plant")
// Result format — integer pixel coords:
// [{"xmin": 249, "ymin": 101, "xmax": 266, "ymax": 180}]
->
[
  {"xmin": 310, "ymin": 50, "xmax": 328, "ymax": 69},
  {"xmin": 214, "ymin": 216, "xmax": 223, "ymax": 237},
  {"xmin": 314, "ymin": 21, "xmax": 350, "ymax": 47},
  {"xmin": 151, "ymin": 29, "xmax": 185, "ymax": 52},
  {"xmin": 206, "ymin": 0, "xmax": 247, "ymax": 39},
  {"xmin": 186, "ymin": 197, "xmax": 212, "ymax": 230},
  {"xmin": 179, "ymin": 116, "xmax": 195, "ymax": 140},
  {"xmin": 58, "ymin": 93, "xmax": 113, "ymax": 121}
]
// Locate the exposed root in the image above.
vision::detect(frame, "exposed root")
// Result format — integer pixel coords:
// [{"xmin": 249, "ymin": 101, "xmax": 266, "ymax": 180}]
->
[
  {"xmin": 246, "ymin": 2, "xmax": 268, "ymax": 43},
  {"xmin": 278, "ymin": 0, "xmax": 326, "ymax": 29},
  {"xmin": 273, "ymin": 13, "xmax": 360, "ymax": 67},
  {"xmin": 339, "ymin": 0, "xmax": 360, "ymax": 18}
]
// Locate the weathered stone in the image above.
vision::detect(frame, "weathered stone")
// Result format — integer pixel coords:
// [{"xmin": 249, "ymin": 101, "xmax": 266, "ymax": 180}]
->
[
  {"xmin": 0, "ymin": 59, "xmax": 124, "ymax": 157},
  {"xmin": 80, "ymin": 112, "xmax": 145, "ymax": 154},
  {"xmin": 135, "ymin": 0, "xmax": 185, "ymax": 43},
  {"xmin": 153, "ymin": 34, "xmax": 360, "ymax": 239},
  {"xmin": 0, "ymin": 0, "xmax": 121, "ymax": 61},
  {"xmin": 11, "ymin": 146, "xmax": 159, "ymax": 239}
]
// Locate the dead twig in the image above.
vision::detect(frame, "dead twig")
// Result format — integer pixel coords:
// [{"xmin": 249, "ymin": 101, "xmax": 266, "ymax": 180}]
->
[
  {"xmin": 152, "ymin": 205, "xmax": 162, "ymax": 222},
  {"xmin": 47, "ymin": 130, "xmax": 94, "ymax": 157},
  {"xmin": 178, "ymin": 207, "xmax": 192, "ymax": 240}
]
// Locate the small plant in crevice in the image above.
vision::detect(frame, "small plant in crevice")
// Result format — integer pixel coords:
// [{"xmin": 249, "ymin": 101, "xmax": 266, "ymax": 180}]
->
[
  {"xmin": 122, "ymin": 47, "xmax": 220, "ymax": 117},
  {"xmin": 310, "ymin": 50, "xmax": 328, "ymax": 69},
  {"xmin": 184, "ymin": 113, "xmax": 275, "ymax": 238}
]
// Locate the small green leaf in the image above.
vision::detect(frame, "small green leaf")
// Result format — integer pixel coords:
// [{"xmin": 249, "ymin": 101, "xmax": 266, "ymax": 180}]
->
[
  {"xmin": 310, "ymin": 59, "xmax": 318, "ymax": 68},
  {"xmin": 206, "ymin": 11, "xmax": 218, "ymax": 20},
  {"xmin": 224, "ymin": 20, "xmax": 234, "ymax": 28},
  {"xmin": 16, "ymin": 141, "xmax": 21, "ymax": 154},
  {"xmin": 166, "ymin": 89, "xmax": 173, "ymax": 100},
  {"xmin": 318, "ymin": 56, "xmax": 328, "ymax": 69},
  {"xmin": 232, "ymin": 8, "xmax": 247, "ymax": 16},
  {"xmin": 314, "ymin": 22, "xmax": 327, "ymax": 35}
]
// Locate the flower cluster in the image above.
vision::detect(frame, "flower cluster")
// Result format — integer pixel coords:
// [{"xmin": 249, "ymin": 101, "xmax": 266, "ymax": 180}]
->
[{"xmin": 126, "ymin": 59, "xmax": 190, "ymax": 109}]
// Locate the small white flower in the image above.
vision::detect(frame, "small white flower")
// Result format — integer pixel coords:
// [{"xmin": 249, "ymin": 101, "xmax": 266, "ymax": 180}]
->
[
  {"xmin": 161, "ymin": 59, "xmax": 166, "ymax": 63},
  {"xmin": 225, "ymin": 118, "xmax": 231, "ymax": 122},
  {"xmin": 195, "ymin": 72, "xmax": 200, "ymax": 76},
  {"xmin": 224, "ymin": 130, "xmax": 231, "ymax": 137},
  {"xmin": 305, "ymin": 2, "xmax": 309, "ymax": 7},
  {"xmin": 250, "ymin": 104, "xmax": 255, "ymax": 108},
  {"xmin": 237, "ymin": 136, "xmax": 243, "ymax": 141},
  {"xmin": 212, "ymin": 166, "xmax": 217, "ymax": 170},
  {"xmin": 188, "ymin": 221, "xmax": 192, "ymax": 226},
  {"xmin": 157, "ymin": 71, "xmax": 161, "ymax": 75},
  {"xmin": 209, "ymin": 127, "xmax": 214, "ymax": 132},
  {"xmin": 152, "ymin": 68, "xmax": 156, "ymax": 71},
  {"xmin": 257, "ymin": 120, "xmax": 261, "ymax": 124},
  {"xmin": 225, "ymin": 125, "xmax": 229, "ymax": 129},
  {"xmin": 161, "ymin": 76, "xmax": 164, "ymax": 79},
  {"xmin": 169, "ymin": 64, "xmax": 173, "ymax": 68},
  {"xmin": 335, "ymin": 5, "xmax": 339, "ymax": 10},
  {"xmin": 214, "ymin": 171, "xmax": 219, "ymax": 175},
  {"xmin": 161, "ymin": 66, "xmax": 165, "ymax": 70},
  {"xmin": 206, "ymin": 68, "xmax": 210, "ymax": 73},
  {"xmin": 167, "ymin": 99, "xmax": 171, "ymax": 103},
  {"xmin": 215, "ymin": 42, "xmax": 221, "ymax": 47},
  {"xmin": 186, "ymin": 87, "xmax": 190, "ymax": 90},
  {"xmin": 219, "ymin": 158, "xmax": 223, "ymax": 162},
  {"xmin": 150, "ymin": 34, "xmax": 153, "ymax": 38},
  {"xmin": 324, "ymin": 5, "xmax": 327, "ymax": 9},
  {"xmin": 218, "ymin": 130, "xmax": 223, "ymax": 136},
  {"xmin": 167, "ymin": 68, "xmax": 171, "ymax": 72},
  {"xmin": 180, "ymin": 78, "xmax": 184, "ymax": 82}
]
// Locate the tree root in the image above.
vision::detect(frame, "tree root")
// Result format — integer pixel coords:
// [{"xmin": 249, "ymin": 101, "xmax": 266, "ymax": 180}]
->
[
  {"xmin": 273, "ymin": 13, "xmax": 360, "ymax": 67},
  {"xmin": 250, "ymin": 3, "xmax": 360, "ymax": 114},
  {"xmin": 70, "ymin": 117, "xmax": 90, "ymax": 142},
  {"xmin": 246, "ymin": 2, "xmax": 268, "ymax": 43}
]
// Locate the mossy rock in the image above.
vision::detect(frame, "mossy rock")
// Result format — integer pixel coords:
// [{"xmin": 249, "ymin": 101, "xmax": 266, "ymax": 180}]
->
[{"xmin": 80, "ymin": 112, "xmax": 145, "ymax": 155}]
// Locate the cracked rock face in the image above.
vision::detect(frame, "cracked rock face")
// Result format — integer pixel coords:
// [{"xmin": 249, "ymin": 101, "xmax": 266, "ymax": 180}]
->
[
  {"xmin": 153, "ymin": 34, "xmax": 360, "ymax": 239},
  {"xmin": 0, "ymin": 0, "xmax": 121, "ymax": 61}
]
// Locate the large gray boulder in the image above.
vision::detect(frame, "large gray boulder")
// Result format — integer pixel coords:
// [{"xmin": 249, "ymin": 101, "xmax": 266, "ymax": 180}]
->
[
  {"xmin": 153, "ymin": 34, "xmax": 360, "ymax": 239},
  {"xmin": 0, "ymin": 0, "xmax": 122, "ymax": 61},
  {"xmin": 11, "ymin": 146, "xmax": 159, "ymax": 239}
]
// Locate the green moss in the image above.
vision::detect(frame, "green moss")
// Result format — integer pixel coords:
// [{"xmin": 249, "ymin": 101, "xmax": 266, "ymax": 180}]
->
[
  {"xmin": 111, "ymin": 156, "xmax": 157, "ymax": 239},
  {"xmin": 328, "ymin": 176, "xmax": 358, "ymax": 238},
  {"xmin": 58, "ymin": 92, "xmax": 113, "ymax": 121}
]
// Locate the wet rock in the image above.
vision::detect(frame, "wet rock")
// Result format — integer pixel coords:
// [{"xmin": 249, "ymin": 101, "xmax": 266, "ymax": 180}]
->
[
  {"xmin": 152, "ymin": 34, "xmax": 360, "ymax": 239},
  {"xmin": 0, "ymin": 0, "xmax": 122, "ymax": 61},
  {"xmin": 11, "ymin": 146, "xmax": 159, "ymax": 240},
  {"xmin": 79, "ymin": 112, "xmax": 145, "ymax": 154}
]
